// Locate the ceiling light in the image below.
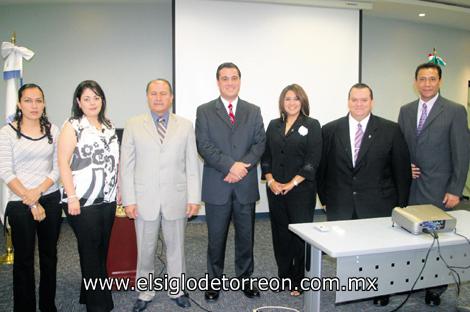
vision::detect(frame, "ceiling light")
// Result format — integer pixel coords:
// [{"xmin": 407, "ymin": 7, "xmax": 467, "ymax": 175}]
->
[{"xmin": 418, "ymin": 13, "xmax": 426, "ymax": 17}]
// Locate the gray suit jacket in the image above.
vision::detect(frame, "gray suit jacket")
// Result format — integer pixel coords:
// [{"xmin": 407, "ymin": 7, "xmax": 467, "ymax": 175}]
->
[
  {"xmin": 398, "ymin": 95, "xmax": 470, "ymax": 208},
  {"xmin": 195, "ymin": 97, "xmax": 266, "ymax": 205},
  {"xmin": 120, "ymin": 113, "xmax": 201, "ymax": 221}
]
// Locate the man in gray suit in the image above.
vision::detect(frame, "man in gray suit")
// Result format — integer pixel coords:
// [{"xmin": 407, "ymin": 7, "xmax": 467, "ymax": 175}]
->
[
  {"xmin": 398, "ymin": 63, "xmax": 470, "ymax": 305},
  {"xmin": 196, "ymin": 63, "xmax": 266, "ymax": 301},
  {"xmin": 120, "ymin": 79, "xmax": 201, "ymax": 311}
]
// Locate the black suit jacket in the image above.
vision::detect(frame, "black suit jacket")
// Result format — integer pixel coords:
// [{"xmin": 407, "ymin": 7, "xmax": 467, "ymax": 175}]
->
[
  {"xmin": 195, "ymin": 97, "xmax": 266, "ymax": 205},
  {"xmin": 317, "ymin": 114, "xmax": 411, "ymax": 221},
  {"xmin": 261, "ymin": 115, "xmax": 322, "ymax": 192}
]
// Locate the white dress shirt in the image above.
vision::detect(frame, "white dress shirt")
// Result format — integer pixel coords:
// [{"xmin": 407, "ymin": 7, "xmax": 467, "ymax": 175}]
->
[
  {"xmin": 220, "ymin": 96, "xmax": 238, "ymax": 115},
  {"xmin": 417, "ymin": 92, "xmax": 439, "ymax": 126},
  {"xmin": 349, "ymin": 113, "xmax": 370, "ymax": 167}
]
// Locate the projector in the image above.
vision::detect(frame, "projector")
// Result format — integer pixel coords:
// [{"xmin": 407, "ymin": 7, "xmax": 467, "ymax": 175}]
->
[{"xmin": 391, "ymin": 205, "xmax": 456, "ymax": 235}]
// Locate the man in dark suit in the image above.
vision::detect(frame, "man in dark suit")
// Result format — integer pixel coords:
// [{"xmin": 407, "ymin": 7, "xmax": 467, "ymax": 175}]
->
[
  {"xmin": 318, "ymin": 83, "xmax": 411, "ymax": 306},
  {"xmin": 318, "ymin": 83, "xmax": 411, "ymax": 222},
  {"xmin": 398, "ymin": 63, "xmax": 470, "ymax": 306},
  {"xmin": 195, "ymin": 62, "xmax": 266, "ymax": 301}
]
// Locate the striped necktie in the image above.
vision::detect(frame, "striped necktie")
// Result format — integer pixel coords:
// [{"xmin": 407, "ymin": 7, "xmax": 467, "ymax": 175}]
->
[
  {"xmin": 354, "ymin": 123, "xmax": 363, "ymax": 166},
  {"xmin": 417, "ymin": 103, "xmax": 428, "ymax": 135},
  {"xmin": 157, "ymin": 118, "xmax": 166, "ymax": 143}
]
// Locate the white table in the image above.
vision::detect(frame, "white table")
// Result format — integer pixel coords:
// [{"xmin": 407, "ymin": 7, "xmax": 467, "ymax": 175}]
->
[{"xmin": 289, "ymin": 210, "xmax": 470, "ymax": 312}]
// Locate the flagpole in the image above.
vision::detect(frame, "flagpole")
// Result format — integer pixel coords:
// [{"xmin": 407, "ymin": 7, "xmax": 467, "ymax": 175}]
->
[{"xmin": 0, "ymin": 33, "xmax": 16, "ymax": 265}]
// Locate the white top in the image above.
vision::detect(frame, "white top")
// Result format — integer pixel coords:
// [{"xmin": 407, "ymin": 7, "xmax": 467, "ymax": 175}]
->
[
  {"xmin": 417, "ymin": 92, "xmax": 439, "ymax": 126},
  {"xmin": 220, "ymin": 96, "xmax": 238, "ymax": 115},
  {"xmin": 289, "ymin": 210, "xmax": 470, "ymax": 258},
  {"xmin": 0, "ymin": 123, "xmax": 60, "ymax": 201},
  {"xmin": 60, "ymin": 117, "xmax": 119, "ymax": 207},
  {"xmin": 348, "ymin": 113, "xmax": 370, "ymax": 167}
]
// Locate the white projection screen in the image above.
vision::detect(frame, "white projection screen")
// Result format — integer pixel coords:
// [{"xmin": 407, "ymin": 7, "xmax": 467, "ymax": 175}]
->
[{"xmin": 175, "ymin": 0, "xmax": 360, "ymax": 214}]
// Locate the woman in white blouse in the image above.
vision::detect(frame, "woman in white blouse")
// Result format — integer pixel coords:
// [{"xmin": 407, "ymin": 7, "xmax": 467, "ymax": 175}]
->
[
  {"xmin": 58, "ymin": 80, "xmax": 119, "ymax": 312},
  {"xmin": 0, "ymin": 83, "xmax": 62, "ymax": 312}
]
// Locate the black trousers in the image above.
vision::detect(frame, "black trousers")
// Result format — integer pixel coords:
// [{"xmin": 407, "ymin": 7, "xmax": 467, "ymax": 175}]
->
[
  {"xmin": 205, "ymin": 192, "xmax": 255, "ymax": 279},
  {"xmin": 266, "ymin": 187, "xmax": 315, "ymax": 289},
  {"xmin": 6, "ymin": 190, "xmax": 62, "ymax": 312},
  {"xmin": 64, "ymin": 201, "xmax": 116, "ymax": 312}
]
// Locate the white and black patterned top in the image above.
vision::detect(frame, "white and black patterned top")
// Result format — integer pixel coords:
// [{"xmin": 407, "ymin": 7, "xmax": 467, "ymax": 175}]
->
[
  {"xmin": 60, "ymin": 117, "xmax": 119, "ymax": 207},
  {"xmin": 0, "ymin": 123, "xmax": 60, "ymax": 202}
]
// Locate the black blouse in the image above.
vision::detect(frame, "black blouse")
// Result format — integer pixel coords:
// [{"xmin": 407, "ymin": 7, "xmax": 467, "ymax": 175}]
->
[{"xmin": 261, "ymin": 115, "xmax": 322, "ymax": 185}]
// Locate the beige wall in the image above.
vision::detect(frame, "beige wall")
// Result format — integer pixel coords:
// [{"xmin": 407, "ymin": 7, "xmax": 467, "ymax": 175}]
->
[
  {"xmin": 362, "ymin": 15, "xmax": 470, "ymax": 121},
  {"xmin": 0, "ymin": 1, "xmax": 173, "ymax": 128}
]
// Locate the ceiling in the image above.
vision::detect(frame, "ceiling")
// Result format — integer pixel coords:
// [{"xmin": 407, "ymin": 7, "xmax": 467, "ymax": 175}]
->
[
  {"xmin": 0, "ymin": 0, "xmax": 469, "ymax": 31},
  {"xmin": 366, "ymin": 0, "xmax": 470, "ymax": 32}
]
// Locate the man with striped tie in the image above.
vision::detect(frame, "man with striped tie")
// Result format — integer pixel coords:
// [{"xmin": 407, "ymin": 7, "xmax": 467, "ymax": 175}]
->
[
  {"xmin": 318, "ymin": 83, "xmax": 411, "ymax": 221},
  {"xmin": 398, "ymin": 63, "xmax": 470, "ymax": 306},
  {"xmin": 317, "ymin": 83, "xmax": 412, "ymax": 306},
  {"xmin": 399, "ymin": 63, "xmax": 470, "ymax": 212},
  {"xmin": 120, "ymin": 79, "xmax": 201, "ymax": 311}
]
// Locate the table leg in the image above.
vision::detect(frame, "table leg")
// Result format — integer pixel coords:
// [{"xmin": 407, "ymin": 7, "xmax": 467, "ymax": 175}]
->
[{"xmin": 304, "ymin": 244, "xmax": 321, "ymax": 312}]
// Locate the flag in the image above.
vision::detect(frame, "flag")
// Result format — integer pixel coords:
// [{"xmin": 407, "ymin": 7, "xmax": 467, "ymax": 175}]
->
[
  {"xmin": 427, "ymin": 48, "xmax": 446, "ymax": 67},
  {"xmin": 2, "ymin": 41, "xmax": 35, "ymax": 122},
  {"xmin": 1, "ymin": 40, "xmax": 34, "ymax": 223}
]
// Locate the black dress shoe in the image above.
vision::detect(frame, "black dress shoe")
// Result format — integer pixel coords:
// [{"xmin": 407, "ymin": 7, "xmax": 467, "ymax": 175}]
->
[
  {"xmin": 373, "ymin": 295, "xmax": 390, "ymax": 306},
  {"xmin": 172, "ymin": 294, "xmax": 191, "ymax": 308},
  {"xmin": 425, "ymin": 290, "xmax": 441, "ymax": 306},
  {"xmin": 242, "ymin": 282, "xmax": 260, "ymax": 298},
  {"xmin": 132, "ymin": 299, "xmax": 152, "ymax": 312},
  {"xmin": 204, "ymin": 289, "xmax": 219, "ymax": 301}
]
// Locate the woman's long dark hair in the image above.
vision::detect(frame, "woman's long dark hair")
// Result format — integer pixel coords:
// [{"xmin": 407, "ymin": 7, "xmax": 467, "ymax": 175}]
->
[
  {"xmin": 14, "ymin": 83, "xmax": 53, "ymax": 144},
  {"xmin": 278, "ymin": 83, "xmax": 310, "ymax": 120},
  {"xmin": 71, "ymin": 80, "xmax": 111, "ymax": 128}
]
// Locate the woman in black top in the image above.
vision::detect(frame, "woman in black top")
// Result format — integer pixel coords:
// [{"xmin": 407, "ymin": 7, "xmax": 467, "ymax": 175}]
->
[{"xmin": 261, "ymin": 84, "xmax": 322, "ymax": 296}]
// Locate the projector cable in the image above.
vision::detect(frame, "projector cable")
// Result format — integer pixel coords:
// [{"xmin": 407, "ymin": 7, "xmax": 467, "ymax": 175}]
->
[
  {"xmin": 389, "ymin": 231, "xmax": 436, "ymax": 312},
  {"xmin": 433, "ymin": 230, "xmax": 461, "ymax": 295}
]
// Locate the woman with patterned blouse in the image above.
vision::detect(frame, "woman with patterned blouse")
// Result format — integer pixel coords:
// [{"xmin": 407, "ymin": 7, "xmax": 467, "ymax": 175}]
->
[
  {"xmin": 58, "ymin": 80, "xmax": 119, "ymax": 311},
  {"xmin": 0, "ymin": 83, "xmax": 62, "ymax": 312}
]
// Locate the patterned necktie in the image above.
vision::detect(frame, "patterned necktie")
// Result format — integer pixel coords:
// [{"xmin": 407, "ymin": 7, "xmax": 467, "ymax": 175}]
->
[
  {"xmin": 157, "ymin": 118, "xmax": 166, "ymax": 143},
  {"xmin": 417, "ymin": 103, "xmax": 428, "ymax": 135},
  {"xmin": 354, "ymin": 123, "xmax": 363, "ymax": 166},
  {"xmin": 228, "ymin": 102, "xmax": 235, "ymax": 124}
]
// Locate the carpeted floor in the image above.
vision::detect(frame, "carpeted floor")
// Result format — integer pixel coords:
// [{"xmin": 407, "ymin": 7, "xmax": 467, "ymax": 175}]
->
[{"xmin": 0, "ymin": 210, "xmax": 469, "ymax": 312}]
